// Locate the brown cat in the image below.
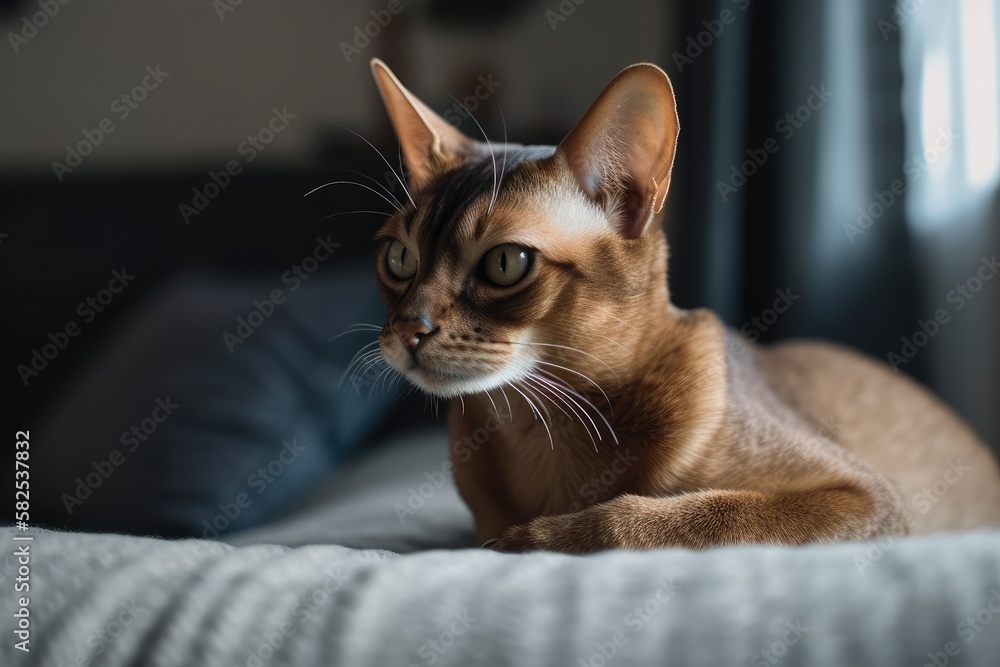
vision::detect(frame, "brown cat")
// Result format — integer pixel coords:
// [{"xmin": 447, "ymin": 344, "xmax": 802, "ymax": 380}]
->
[{"xmin": 366, "ymin": 59, "xmax": 1000, "ymax": 552}]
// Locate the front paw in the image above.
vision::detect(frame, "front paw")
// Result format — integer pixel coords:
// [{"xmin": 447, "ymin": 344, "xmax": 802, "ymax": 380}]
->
[
  {"xmin": 487, "ymin": 522, "xmax": 539, "ymax": 553},
  {"xmin": 487, "ymin": 516, "xmax": 601, "ymax": 554}
]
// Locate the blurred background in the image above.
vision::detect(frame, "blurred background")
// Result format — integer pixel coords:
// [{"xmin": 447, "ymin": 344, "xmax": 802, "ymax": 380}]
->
[{"xmin": 1, "ymin": 0, "xmax": 997, "ymax": 536}]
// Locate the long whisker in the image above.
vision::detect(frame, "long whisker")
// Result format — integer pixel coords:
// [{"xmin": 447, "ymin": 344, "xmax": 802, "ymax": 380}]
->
[
  {"xmin": 459, "ymin": 395, "xmax": 466, "ymax": 417},
  {"xmin": 449, "ymin": 94, "xmax": 497, "ymax": 216},
  {"xmin": 304, "ymin": 180, "xmax": 403, "ymax": 214},
  {"xmin": 490, "ymin": 105, "xmax": 508, "ymax": 215},
  {"xmin": 347, "ymin": 353, "xmax": 387, "ymax": 391},
  {"xmin": 592, "ymin": 307, "xmax": 635, "ymax": 330},
  {"xmin": 499, "ymin": 386, "xmax": 513, "ymax": 421},
  {"xmin": 320, "ymin": 210, "xmax": 394, "ymax": 223},
  {"xmin": 538, "ymin": 368, "xmax": 620, "ymax": 446},
  {"xmin": 510, "ymin": 341, "xmax": 621, "ymax": 384},
  {"xmin": 483, "ymin": 390, "xmax": 502, "ymax": 422},
  {"xmin": 328, "ymin": 325, "xmax": 383, "ymax": 343},
  {"xmin": 600, "ymin": 335, "xmax": 633, "ymax": 355},
  {"xmin": 533, "ymin": 359, "xmax": 614, "ymax": 412},
  {"xmin": 368, "ymin": 365, "xmax": 394, "ymax": 402},
  {"xmin": 522, "ymin": 374, "xmax": 575, "ymax": 422},
  {"xmin": 510, "ymin": 383, "xmax": 554, "ymax": 450},
  {"xmin": 343, "ymin": 167, "xmax": 404, "ymax": 210},
  {"xmin": 319, "ymin": 119, "xmax": 417, "ymax": 210},
  {"xmin": 527, "ymin": 373, "xmax": 601, "ymax": 451},
  {"xmin": 337, "ymin": 345, "xmax": 382, "ymax": 389}
]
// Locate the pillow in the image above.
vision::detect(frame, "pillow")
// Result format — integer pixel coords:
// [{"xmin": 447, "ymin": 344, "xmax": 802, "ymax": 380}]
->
[{"xmin": 34, "ymin": 265, "xmax": 400, "ymax": 537}]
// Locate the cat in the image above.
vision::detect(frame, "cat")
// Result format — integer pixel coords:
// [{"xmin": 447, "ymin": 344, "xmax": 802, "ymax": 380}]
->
[{"xmin": 366, "ymin": 59, "xmax": 1000, "ymax": 552}]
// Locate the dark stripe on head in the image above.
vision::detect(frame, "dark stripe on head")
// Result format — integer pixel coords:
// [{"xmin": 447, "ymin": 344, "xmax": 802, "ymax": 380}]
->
[{"xmin": 413, "ymin": 145, "xmax": 557, "ymax": 256}]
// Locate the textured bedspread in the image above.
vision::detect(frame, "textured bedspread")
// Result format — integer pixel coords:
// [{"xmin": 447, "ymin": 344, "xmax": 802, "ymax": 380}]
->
[{"xmin": 5, "ymin": 430, "xmax": 1000, "ymax": 666}]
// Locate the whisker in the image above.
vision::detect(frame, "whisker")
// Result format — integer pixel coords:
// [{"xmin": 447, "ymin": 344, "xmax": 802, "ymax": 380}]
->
[
  {"xmin": 593, "ymin": 307, "xmax": 635, "ymax": 330},
  {"xmin": 343, "ymin": 167, "xmax": 404, "ymax": 210},
  {"xmin": 319, "ymin": 210, "xmax": 394, "ymax": 223},
  {"xmin": 449, "ymin": 94, "xmax": 497, "ymax": 217},
  {"xmin": 527, "ymin": 373, "xmax": 601, "ymax": 451},
  {"xmin": 489, "ymin": 105, "xmax": 508, "ymax": 215},
  {"xmin": 348, "ymin": 354, "xmax": 387, "ymax": 390},
  {"xmin": 538, "ymin": 369, "xmax": 620, "ymax": 446},
  {"xmin": 483, "ymin": 390, "xmax": 502, "ymax": 422},
  {"xmin": 533, "ymin": 359, "xmax": 614, "ymax": 412},
  {"xmin": 599, "ymin": 335, "xmax": 633, "ymax": 355},
  {"xmin": 337, "ymin": 345, "xmax": 382, "ymax": 389},
  {"xmin": 368, "ymin": 365, "xmax": 394, "ymax": 402},
  {"xmin": 459, "ymin": 395, "xmax": 466, "ymax": 417},
  {"xmin": 304, "ymin": 180, "xmax": 404, "ymax": 214},
  {"xmin": 328, "ymin": 325, "xmax": 382, "ymax": 343},
  {"xmin": 510, "ymin": 341, "xmax": 621, "ymax": 384},
  {"xmin": 319, "ymin": 118, "xmax": 417, "ymax": 210},
  {"xmin": 499, "ymin": 386, "xmax": 513, "ymax": 421},
  {"xmin": 522, "ymin": 374, "xmax": 575, "ymax": 422},
  {"xmin": 510, "ymin": 383, "xmax": 554, "ymax": 450}
]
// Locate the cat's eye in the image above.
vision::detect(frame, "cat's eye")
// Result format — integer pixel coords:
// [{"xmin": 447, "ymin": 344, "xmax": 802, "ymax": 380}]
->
[
  {"xmin": 482, "ymin": 244, "xmax": 532, "ymax": 287},
  {"xmin": 386, "ymin": 240, "xmax": 417, "ymax": 279}
]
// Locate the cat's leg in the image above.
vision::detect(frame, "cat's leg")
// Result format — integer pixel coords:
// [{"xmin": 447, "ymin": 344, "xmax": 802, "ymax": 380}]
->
[{"xmin": 488, "ymin": 486, "xmax": 906, "ymax": 553}]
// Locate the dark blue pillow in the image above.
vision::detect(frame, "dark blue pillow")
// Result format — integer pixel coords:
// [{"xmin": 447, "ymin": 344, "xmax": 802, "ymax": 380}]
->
[{"xmin": 35, "ymin": 265, "xmax": 398, "ymax": 538}]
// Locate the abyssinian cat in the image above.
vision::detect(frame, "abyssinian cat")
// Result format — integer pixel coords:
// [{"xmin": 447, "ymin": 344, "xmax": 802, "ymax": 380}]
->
[{"xmin": 366, "ymin": 59, "xmax": 1000, "ymax": 552}]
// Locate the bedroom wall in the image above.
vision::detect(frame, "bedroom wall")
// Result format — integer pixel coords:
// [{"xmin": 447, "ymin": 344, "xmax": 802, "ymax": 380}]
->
[{"xmin": 0, "ymin": 0, "xmax": 670, "ymax": 173}]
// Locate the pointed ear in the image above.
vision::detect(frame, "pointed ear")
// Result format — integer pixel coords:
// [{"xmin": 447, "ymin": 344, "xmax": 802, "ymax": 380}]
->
[
  {"xmin": 557, "ymin": 63, "xmax": 680, "ymax": 238},
  {"xmin": 370, "ymin": 58, "xmax": 479, "ymax": 191}
]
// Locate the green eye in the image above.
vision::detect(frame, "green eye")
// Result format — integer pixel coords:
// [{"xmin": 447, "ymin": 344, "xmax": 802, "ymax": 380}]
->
[
  {"xmin": 482, "ymin": 244, "xmax": 531, "ymax": 287},
  {"xmin": 386, "ymin": 240, "xmax": 417, "ymax": 279}
]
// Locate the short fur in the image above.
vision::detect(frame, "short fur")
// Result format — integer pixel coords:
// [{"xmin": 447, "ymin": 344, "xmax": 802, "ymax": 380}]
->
[{"xmin": 367, "ymin": 60, "xmax": 1000, "ymax": 552}]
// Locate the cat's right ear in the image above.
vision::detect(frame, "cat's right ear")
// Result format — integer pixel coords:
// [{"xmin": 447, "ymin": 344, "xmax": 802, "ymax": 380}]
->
[{"xmin": 370, "ymin": 59, "xmax": 478, "ymax": 191}]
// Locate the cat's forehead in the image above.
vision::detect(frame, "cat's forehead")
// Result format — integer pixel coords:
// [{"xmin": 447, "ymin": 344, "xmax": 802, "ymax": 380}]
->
[{"xmin": 378, "ymin": 147, "xmax": 608, "ymax": 262}]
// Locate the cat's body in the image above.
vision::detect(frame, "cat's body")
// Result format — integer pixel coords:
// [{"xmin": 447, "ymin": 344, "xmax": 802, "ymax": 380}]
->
[{"xmin": 368, "ymin": 60, "xmax": 1000, "ymax": 552}]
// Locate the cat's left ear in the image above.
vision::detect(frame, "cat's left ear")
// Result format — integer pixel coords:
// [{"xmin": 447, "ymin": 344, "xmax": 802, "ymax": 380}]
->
[
  {"xmin": 370, "ymin": 59, "xmax": 480, "ymax": 191},
  {"xmin": 557, "ymin": 63, "xmax": 679, "ymax": 238}
]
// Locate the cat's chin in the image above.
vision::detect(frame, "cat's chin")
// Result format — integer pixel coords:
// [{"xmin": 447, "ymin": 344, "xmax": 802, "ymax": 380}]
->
[{"xmin": 396, "ymin": 362, "xmax": 534, "ymax": 400}]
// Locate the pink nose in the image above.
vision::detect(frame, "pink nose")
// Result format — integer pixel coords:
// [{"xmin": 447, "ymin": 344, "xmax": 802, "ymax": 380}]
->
[{"xmin": 394, "ymin": 317, "xmax": 433, "ymax": 351}]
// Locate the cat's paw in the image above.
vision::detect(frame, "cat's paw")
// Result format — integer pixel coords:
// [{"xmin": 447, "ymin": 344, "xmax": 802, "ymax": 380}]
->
[
  {"xmin": 487, "ymin": 522, "xmax": 539, "ymax": 553},
  {"xmin": 487, "ymin": 516, "xmax": 593, "ymax": 553}
]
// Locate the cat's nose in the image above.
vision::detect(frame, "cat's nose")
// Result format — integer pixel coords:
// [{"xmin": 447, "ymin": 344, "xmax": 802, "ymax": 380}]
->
[{"xmin": 394, "ymin": 316, "xmax": 435, "ymax": 351}]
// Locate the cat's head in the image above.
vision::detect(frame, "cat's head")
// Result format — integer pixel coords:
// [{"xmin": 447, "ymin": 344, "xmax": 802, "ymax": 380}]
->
[{"xmin": 370, "ymin": 60, "xmax": 679, "ymax": 398}]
